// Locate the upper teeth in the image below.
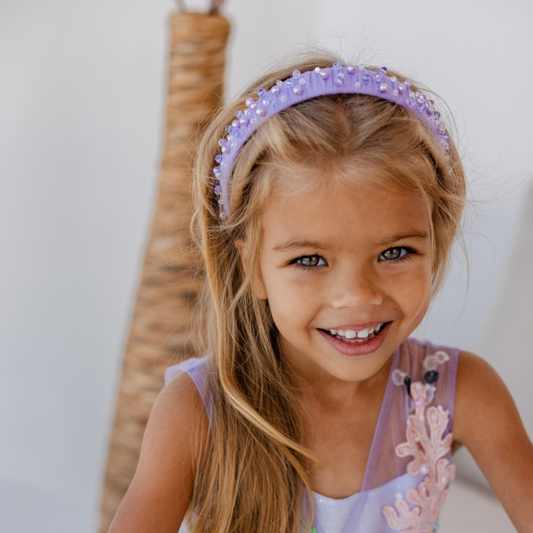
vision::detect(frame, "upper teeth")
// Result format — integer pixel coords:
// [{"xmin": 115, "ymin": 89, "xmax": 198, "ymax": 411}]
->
[{"xmin": 329, "ymin": 324, "xmax": 384, "ymax": 338}]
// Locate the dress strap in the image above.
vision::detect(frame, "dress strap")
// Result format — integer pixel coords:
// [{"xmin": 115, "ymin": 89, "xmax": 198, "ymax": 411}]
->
[{"xmin": 164, "ymin": 356, "xmax": 212, "ymax": 423}]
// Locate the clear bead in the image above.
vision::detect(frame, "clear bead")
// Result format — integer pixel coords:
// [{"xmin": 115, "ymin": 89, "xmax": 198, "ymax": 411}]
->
[
  {"xmin": 280, "ymin": 95, "xmax": 287, "ymax": 102},
  {"xmin": 363, "ymin": 74, "xmax": 370, "ymax": 84},
  {"xmin": 218, "ymin": 138, "xmax": 226, "ymax": 147},
  {"xmin": 406, "ymin": 97, "xmax": 415, "ymax": 107},
  {"xmin": 415, "ymin": 91, "xmax": 427, "ymax": 104},
  {"xmin": 284, "ymin": 79, "xmax": 294, "ymax": 87},
  {"xmin": 225, "ymin": 125, "xmax": 232, "ymax": 133},
  {"xmin": 213, "ymin": 166, "xmax": 222, "ymax": 176},
  {"xmin": 379, "ymin": 66, "xmax": 388, "ymax": 75},
  {"xmin": 292, "ymin": 69, "xmax": 301, "ymax": 78},
  {"xmin": 215, "ymin": 155, "xmax": 222, "ymax": 163},
  {"xmin": 375, "ymin": 73, "xmax": 382, "ymax": 82},
  {"xmin": 235, "ymin": 110, "xmax": 243, "ymax": 118},
  {"xmin": 233, "ymin": 129, "xmax": 243, "ymax": 138},
  {"xmin": 437, "ymin": 124, "xmax": 446, "ymax": 135},
  {"xmin": 257, "ymin": 88, "xmax": 267, "ymax": 97},
  {"xmin": 392, "ymin": 89, "xmax": 399, "ymax": 96},
  {"xmin": 299, "ymin": 78, "xmax": 306, "ymax": 85},
  {"xmin": 250, "ymin": 117, "xmax": 257, "ymax": 124},
  {"xmin": 358, "ymin": 64, "xmax": 364, "ymax": 70},
  {"xmin": 214, "ymin": 185, "xmax": 222, "ymax": 195},
  {"xmin": 404, "ymin": 79, "xmax": 412, "ymax": 87},
  {"xmin": 276, "ymin": 80, "xmax": 282, "ymax": 86},
  {"xmin": 221, "ymin": 145, "xmax": 229, "ymax": 153},
  {"xmin": 333, "ymin": 61, "xmax": 342, "ymax": 70},
  {"xmin": 231, "ymin": 120, "xmax": 240, "ymax": 129},
  {"xmin": 418, "ymin": 103, "xmax": 427, "ymax": 113},
  {"xmin": 391, "ymin": 76, "xmax": 397, "ymax": 83},
  {"xmin": 355, "ymin": 81, "xmax": 361, "ymax": 88},
  {"xmin": 334, "ymin": 77, "xmax": 343, "ymax": 87}
]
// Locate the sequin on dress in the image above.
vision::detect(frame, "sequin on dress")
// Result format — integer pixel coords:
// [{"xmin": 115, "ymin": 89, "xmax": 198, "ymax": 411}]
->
[{"xmin": 164, "ymin": 338, "xmax": 459, "ymax": 533}]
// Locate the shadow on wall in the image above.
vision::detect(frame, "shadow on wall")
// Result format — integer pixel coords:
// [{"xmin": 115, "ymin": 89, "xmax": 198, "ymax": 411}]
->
[{"xmin": 454, "ymin": 179, "xmax": 533, "ymax": 491}]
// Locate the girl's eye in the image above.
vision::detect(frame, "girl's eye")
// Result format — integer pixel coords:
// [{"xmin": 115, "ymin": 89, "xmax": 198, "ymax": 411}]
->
[
  {"xmin": 379, "ymin": 247, "xmax": 413, "ymax": 262},
  {"xmin": 294, "ymin": 255, "xmax": 327, "ymax": 269}
]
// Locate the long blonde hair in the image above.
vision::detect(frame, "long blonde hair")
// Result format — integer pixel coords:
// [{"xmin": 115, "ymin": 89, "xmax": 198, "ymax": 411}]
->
[{"xmin": 187, "ymin": 52, "xmax": 466, "ymax": 533}]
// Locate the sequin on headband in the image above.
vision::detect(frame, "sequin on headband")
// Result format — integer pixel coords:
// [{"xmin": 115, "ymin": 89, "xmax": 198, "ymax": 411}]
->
[{"xmin": 214, "ymin": 63, "xmax": 450, "ymax": 219}]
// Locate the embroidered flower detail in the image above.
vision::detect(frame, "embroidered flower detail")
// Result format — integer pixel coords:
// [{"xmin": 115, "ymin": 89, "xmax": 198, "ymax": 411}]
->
[{"xmin": 382, "ymin": 381, "xmax": 456, "ymax": 532}]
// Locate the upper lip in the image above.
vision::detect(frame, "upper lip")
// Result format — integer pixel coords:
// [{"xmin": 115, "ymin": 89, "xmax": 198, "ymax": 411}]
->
[{"xmin": 321, "ymin": 321, "xmax": 389, "ymax": 331}]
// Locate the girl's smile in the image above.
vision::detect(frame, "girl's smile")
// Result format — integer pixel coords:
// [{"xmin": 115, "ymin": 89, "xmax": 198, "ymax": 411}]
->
[{"xmin": 249, "ymin": 176, "xmax": 433, "ymax": 386}]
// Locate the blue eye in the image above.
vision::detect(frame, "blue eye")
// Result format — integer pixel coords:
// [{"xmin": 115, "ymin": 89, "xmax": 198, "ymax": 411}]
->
[
  {"xmin": 379, "ymin": 247, "xmax": 413, "ymax": 262},
  {"xmin": 294, "ymin": 255, "xmax": 327, "ymax": 269}
]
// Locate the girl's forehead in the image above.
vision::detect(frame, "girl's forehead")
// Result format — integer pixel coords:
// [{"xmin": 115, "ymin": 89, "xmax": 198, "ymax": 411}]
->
[{"xmin": 261, "ymin": 180, "xmax": 431, "ymax": 245}]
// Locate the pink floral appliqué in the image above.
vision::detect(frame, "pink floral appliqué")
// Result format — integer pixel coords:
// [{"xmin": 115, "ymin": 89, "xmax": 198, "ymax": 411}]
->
[{"xmin": 382, "ymin": 381, "xmax": 456, "ymax": 533}]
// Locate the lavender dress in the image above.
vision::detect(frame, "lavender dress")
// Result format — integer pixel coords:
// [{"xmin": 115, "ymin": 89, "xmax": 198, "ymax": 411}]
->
[{"xmin": 165, "ymin": 338, "xmax": 458, "ymax": 533}]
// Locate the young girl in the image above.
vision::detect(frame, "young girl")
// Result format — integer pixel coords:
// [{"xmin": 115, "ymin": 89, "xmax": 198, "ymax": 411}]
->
[{"xmin": 109, "ymin": 53, "xmax": 533, "ymax": 533}]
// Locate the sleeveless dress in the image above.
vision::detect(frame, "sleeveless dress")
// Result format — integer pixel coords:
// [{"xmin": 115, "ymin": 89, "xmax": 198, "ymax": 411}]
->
[{"xmin": 164, "ymin": 338, "xmax": 459, "ymax": 533}]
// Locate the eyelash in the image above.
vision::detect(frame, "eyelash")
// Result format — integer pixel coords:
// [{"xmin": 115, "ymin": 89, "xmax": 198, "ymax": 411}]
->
[{"xmin": 291, "ymin": 247, "xmax": 418, "ymax": 271}]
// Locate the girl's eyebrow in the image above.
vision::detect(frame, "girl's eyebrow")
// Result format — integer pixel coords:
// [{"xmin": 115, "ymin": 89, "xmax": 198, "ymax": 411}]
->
[
  {"xmin": 272, "ymin": 240, "xmax": 332, "ymax": 252},
  {"xmin": 272, "ymin": 231, "xmax": 428, "ymax": 253},
  {"xmin": 378, "ymin": 231, "xmax": 429, "ymax": 246}
]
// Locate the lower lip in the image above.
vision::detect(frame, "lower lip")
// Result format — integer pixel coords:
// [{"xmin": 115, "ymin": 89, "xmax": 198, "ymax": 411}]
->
[{"xmin": 317, "ymin": 322, "xmax": 392, "ymax": 356}]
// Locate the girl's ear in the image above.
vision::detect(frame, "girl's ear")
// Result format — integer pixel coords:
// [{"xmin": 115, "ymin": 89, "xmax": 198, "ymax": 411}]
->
[{"xmin": 234, "ymin": 239, "xmax": 268, "ymax": 300}]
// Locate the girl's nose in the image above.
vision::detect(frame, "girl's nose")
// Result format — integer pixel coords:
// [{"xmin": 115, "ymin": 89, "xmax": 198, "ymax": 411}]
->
[{"xmin": 329, "ymin": 268, "xmax": 383, "ymax": 311}]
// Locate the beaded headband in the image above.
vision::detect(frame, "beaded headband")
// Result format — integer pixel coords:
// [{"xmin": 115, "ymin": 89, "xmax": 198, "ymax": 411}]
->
[{"xmin": 213, "ymin": 62, "xmax": 450, "ymax": 219}]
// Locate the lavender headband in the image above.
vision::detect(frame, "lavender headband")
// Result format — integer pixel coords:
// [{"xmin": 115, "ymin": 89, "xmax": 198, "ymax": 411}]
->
[{"xmin": 214, "ymin": 62, "xmax": 450, "ymax": 219}]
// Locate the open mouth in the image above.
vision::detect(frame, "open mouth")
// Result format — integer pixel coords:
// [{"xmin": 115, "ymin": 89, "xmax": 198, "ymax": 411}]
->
[{"xmin": 319, "ymin": 322, "xmax": 391, "ymax": 344}]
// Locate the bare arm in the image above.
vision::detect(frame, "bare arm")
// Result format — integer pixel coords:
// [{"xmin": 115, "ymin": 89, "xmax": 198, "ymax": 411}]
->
[
  {"xmin": 453, "ymin": 350, "xmax": 533, "ymax": 532},
  {"xmin": 108, "ymin": 372, "xmax": 208, "ymax": 533}
]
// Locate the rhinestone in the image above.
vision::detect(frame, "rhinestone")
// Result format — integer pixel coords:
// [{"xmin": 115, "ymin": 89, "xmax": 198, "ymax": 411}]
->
[
  {"xmin": 358, "ymin": 64, "xmax": 364, "ymax": 70},
  {"xmin": 355, "ymin": 81, "xmax": 361, "ymax": 88},
  {"xmin": 437, "ymin": 124, "xmax": 446, "ymax": 135},
  {"xmin": 334, "ymin": 77, "xmax": 343, "ymax": 87},
  {"xmin": 299, "ymin": 78, "xmax": 306, "ymax": 85},
  {"xmin": 391, "ymin": 76, "xmax": 397, "ymax": 82},
  {"xmin": 333, "ymin": 61, "xmax": 342, "ymax": 70},
  {"xmin": 250, "ymin": 117, "xmax": 257, "ymax": 124},
  {"xmin": 363, "ymin": 74, "xmax": 370, "ymax": 84},
  {"xmin": 406, "ymin": 97, "xmax": 415, "ymax": 107},
  {"xmin": 280, "ymin": 95, "xmax": 287, "ymax": 102},
  {"xmin": 392, "ymin": 89, "xmax": 399, "ymax": 96}
]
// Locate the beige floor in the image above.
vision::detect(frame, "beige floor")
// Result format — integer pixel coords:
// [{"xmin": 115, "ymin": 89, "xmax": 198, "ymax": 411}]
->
[{"xmin": 440, "ymin": 478, "xmax": 515, "ymax": 532}]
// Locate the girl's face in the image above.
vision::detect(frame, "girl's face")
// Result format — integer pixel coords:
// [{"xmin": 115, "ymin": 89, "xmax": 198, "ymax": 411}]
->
[{"xmin": 250, "ymin": 176, "xmax": 433, "ymax": 385}]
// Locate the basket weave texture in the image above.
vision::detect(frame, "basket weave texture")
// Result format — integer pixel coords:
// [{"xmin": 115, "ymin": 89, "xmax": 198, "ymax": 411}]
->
[{"xmin": 99, "ymin": 12, "xmax": 230, "ymax": 532}]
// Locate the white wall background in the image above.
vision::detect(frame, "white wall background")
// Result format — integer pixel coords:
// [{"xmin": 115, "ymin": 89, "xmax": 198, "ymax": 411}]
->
[{"xmin": 0, "ymin": 0, "xmax": 531, "ymax": 530}]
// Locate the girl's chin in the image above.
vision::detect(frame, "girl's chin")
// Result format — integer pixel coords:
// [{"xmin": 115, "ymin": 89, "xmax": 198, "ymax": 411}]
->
[{"xmin": 317, "ymin": 321, "xmax": 393, "ymax": 356}]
